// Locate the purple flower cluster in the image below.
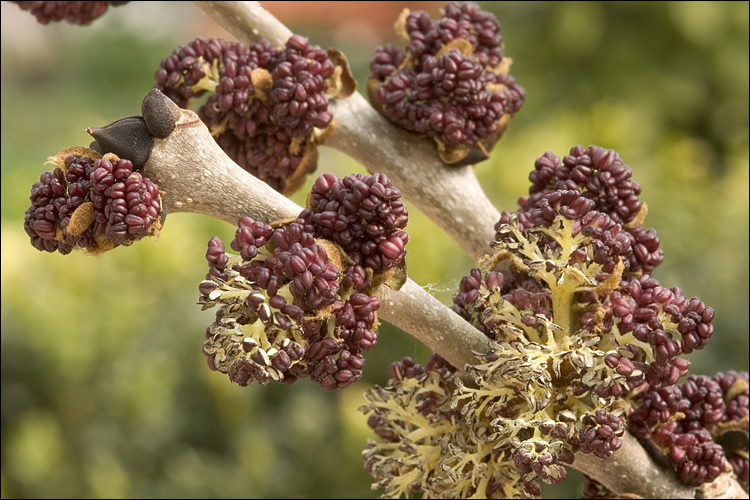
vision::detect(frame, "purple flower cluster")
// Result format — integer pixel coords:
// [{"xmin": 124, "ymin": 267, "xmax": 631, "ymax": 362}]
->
[
  {"xmin": 9, "ymin": 1, "xmax": 126, "ymax": 25},
  {"xmin": 457, "ymin": 146, "xmax": 715, "ymax": 411},
  {"xmin": 155, "ymin": 35, "xmax": 335, "ymax": 193},
  {"xmin": 405, "ymin": 1, "xmax": 504, "ymax": 67},
  {"xmin": 513, "ymin": 441, "xmax": 575, "ymax": 487},
  {"xmin": 307, "ymin": 173, "xmax": 409, "ymax": 274},
  {"xmin": 452, "ymin": 267, "xmax": 553, "ymax": 337},
  {"xmin": 596, "ymin": 275, "xmax": 714, "ymax": 395},
  {"xmin": 574, "ymin": 409, "xmax": 626, "ymax": 460},
  {"xmin": 456, "ymin": 145, "xmax": 715, "ymax": 391},
  {"xmin": 499, "ymin": 145, "xmax": 663, "ymax": 274},
  {"xmin": 475, "ymin": 147, "xmax": 744, "ymax": 494},
  {"xmin": 199, "ymin": 173, "xmax": 407, "ymax": 391},
  {"xmin": 434, "ymin": 145, "xmax": 716, "ymax": 493},
  {"xmin": 369, "ymin": 1, "xmax": 525, "ymax": 156},
  {"xmin": 629, "ymin": 371, "xmax": 749, "ymax": 488},
  {"xmin": 24, "ymin": 150, "xmax": 161, "ymax": 254}
]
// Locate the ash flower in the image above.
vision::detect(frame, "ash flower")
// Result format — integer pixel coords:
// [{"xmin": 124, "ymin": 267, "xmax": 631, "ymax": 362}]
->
[
  {"xmin": 155, "ymin": 35, "xmax": 354, "ymax": 194},
  {"xmin": 307, "ymin": 173, "xmax": 409, "ymax": 275},
  {"xmin": 507, "ymin": 145, "xmax": 663, "ymax": 274},
  {"xmin": 362, "ymin": 145, "xmax": 716, "ymax": 497},
  {"xmin": 629, "ymin": 371, "xmax": 749, "ymax": 488},
  {"xmin": 24, "ymin": 147, "xmax": 162, "ymax": 255},
  {"xmin": 199, "ymin": 173, "xmax": 407, "ymax": 391},
  {"xmin": 10, "ymin": 1, "xmax": 127, "ymax": 25},
  {"xmin": 368, "ymin": 1, "xmax": 525, "ymax": 165}
]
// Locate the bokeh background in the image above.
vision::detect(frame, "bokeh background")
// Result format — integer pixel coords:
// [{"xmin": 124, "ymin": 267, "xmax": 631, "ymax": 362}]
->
[{"xmin": 1, "ymin": 1, "xmax": 747, "ymax": 498}]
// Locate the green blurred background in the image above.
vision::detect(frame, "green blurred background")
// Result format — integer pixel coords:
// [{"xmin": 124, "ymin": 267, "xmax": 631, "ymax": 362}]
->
[{"xmin": 1, "ymin": 1, "xmax": 747, "ymax": 498}]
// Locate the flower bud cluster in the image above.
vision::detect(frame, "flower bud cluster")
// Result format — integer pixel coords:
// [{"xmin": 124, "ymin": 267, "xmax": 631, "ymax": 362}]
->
[
  {"xmin": 629, "ymin": 371, "xmax": 748, "ymax": 488},
  {"xmin": 155, "ymin": 35, "xmax": 340, "ymax": 194},
  {"xmin": 24, "ymin": 149, "xmax": 162, "ymax": 255},
  {"xmin": 198, "ymin": 173, "xmax": 408, "ymax": 391},
  {"xmin": 10, "ymin": 1, "xmax": 127, "ymax": 25},
  {"xmin": 500, "ymin": 145, "xmax": 663, "ymax": 274},
  {"xmin": 362, "ymin": 146, "xmax": 717, "ymax": 497},
  {"xmin": 307, "ymin": 173, "xmax": 409, "ymax": 274},
  {"xmin": 368, "ymin": 1, "xmax": 525, "ymax": 164}
]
